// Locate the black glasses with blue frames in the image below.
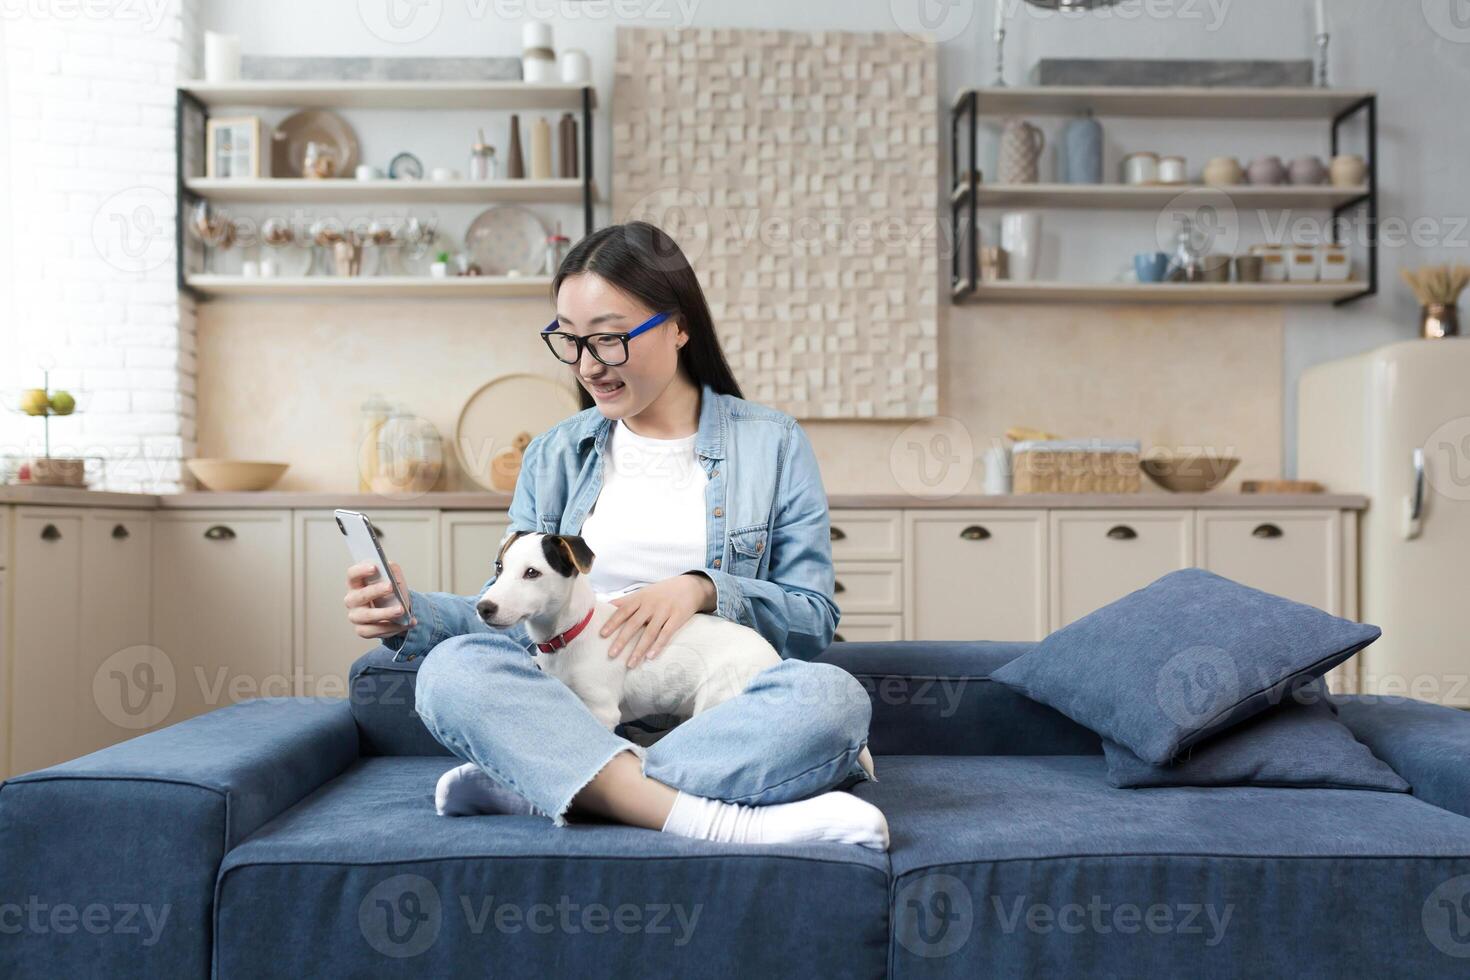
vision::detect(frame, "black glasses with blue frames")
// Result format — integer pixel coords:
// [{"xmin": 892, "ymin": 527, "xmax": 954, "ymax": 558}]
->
[{"xmin": 541, "ymin": 310, "xmax": 672, "ymax": 367}]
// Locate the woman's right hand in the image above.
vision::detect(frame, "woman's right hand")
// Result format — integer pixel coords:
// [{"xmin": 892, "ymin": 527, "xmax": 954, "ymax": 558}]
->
[{"xmin": 345, "ymin": 561, "xmax": 417, "ymax": 640}]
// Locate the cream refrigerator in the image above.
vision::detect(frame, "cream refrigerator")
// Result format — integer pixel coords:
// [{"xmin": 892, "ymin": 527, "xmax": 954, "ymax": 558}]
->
[{"xmin": 1299, "ymin": 338, "xmax": 1470, "ymax": 707}]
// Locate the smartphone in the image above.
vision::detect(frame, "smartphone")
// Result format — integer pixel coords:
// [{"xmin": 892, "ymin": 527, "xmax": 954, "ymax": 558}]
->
[{"xmin": 335, "ymin": 509, "xmax": 411, "ymax": 629}]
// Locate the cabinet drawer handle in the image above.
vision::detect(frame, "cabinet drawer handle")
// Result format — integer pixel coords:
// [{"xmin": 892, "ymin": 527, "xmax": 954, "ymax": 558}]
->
[
  {"xmin": 112, "ymin": 523, "xmax": 130, "ymax": 540},
  {"xmin": 40, "ymin": 523, "xmax": 61, "ymax": 542},
  {"xmin": 1106, "ymin": 525, "xmax": 1138, "ymax": 540},
  {"xmin": 833, "ymin": 632, "xmax": 846, "ymax": 643},
  {"xmin": 829, "ymin": 526, "xmax": 846, "ymax": 541},
  {"xmin": 204, "ymin": 525, "xmax": 236, "ymax": 541},
  {"xmin": 834, "ymin": 580, "xmax": 846, "ymax": 594},
  {"xmin": 1252, "ymin": 523, "xmax": 1284, "ymax": 539},
  {"xmin": 959, "ymin": 524, "xmax": 991, "ymax": 540}
]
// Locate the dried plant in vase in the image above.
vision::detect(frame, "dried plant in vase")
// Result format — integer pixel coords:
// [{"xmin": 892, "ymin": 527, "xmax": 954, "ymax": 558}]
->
[{"xmin": 1400, "ymin": 263, "xmax": 1470, "ymax": 339}]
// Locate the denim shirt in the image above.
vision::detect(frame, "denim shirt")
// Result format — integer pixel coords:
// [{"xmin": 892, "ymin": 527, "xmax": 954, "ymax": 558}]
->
[{"xmin": 384, "ymin": 383, "xmax": 839, "ymax": 662}]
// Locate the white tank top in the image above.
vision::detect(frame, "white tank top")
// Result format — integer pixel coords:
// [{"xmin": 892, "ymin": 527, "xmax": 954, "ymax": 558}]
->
[{"xmin": 579, "ymin": 418, "xmax": 710, "ymax": 601}]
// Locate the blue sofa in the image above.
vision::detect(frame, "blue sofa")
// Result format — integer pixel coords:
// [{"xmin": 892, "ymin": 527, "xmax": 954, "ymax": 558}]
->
[{"xmin": 4, "ymin": 640, "xmax": 1470, "ymax": 978}]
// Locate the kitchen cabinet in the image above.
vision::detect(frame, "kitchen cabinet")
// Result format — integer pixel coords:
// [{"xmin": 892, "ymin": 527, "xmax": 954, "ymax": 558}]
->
[
  {"xmin": 828, "ymin": 509, "xmax": 903, "ymax": 561},
  {"xmin": 151, "ymin": 511, "xmax": 292, "ymax": 726},
  {"xmin": 833, "ymin": 614, "xmax": 903, "ymax": 643},
  {"xmin": 441, "ymin": 511, "xmax": 510, "ymax": 597},
  {"xmin": 904, "ymin": 510, "xmax": 1048, "ymax": 642},
  {"xmin": 4, "ymin": 508, "xmax": 153, "ymax": 777},
  {"xmin": 294, "ymin": 509, "xmax": 439, "ymax": 697},
  {"xmin": 1195, "ymin": 510, "xmax": 1346, "ymax": 615},
  {"xmin": 8, "ymin": 509, "xmax": 86, "ymax": 775},
  {"xmin": 832, "ymin": 562, "xmax": 903, "ymax": 616},
  {"xmin": 78, "ymin": 511, "xmax": 155, "ymax": 756},
  {"xmin": 1049, "ymin": 510, "xmax": 1194, "ymax": 630},
  {"xmin": 0, "ymin": 492, "xmax": 1372, "ymax": 779},
  {"xmin": 829, "ymin": 509, "xmax": 906, "ymax": 639},
  {"xmin": 0, "ymin": 507, "xmax": 9, "ymax": 775},
  {"xmin": 1195, "ymin": 508, "xmax": 1357, "ymax": 693}
]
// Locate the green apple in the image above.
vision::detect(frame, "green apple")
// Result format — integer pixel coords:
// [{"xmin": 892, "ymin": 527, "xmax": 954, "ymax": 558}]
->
[
  {"xmin": 48, "ymin": 390, "xmax": 75, "ymax": 415},
  {"xmin": 20, "ymin": 389, "xmax": 49, "ymax": 416}
]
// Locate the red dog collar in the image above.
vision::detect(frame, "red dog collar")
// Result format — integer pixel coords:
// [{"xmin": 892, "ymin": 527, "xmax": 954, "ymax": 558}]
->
[{"xmin": 534, "ymin": 605, "xmax": 596, "ymax": 653}]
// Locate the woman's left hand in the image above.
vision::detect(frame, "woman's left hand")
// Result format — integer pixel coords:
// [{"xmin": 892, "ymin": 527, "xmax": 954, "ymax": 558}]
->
[{"xmin": 601, "ymin": 573, "xmax": 716, "ymax": 668}]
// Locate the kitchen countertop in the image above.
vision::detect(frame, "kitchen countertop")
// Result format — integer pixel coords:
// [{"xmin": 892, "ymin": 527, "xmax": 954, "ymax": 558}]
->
[{"xmin": 0, "ymin": 487, "xmax": 1370, "ymax": 510}]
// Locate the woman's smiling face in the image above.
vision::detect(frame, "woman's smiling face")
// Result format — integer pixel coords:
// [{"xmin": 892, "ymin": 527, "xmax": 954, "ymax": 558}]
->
[{"xmin": 554, "ymin": 272, "xmax": 686, "ymax": 419}]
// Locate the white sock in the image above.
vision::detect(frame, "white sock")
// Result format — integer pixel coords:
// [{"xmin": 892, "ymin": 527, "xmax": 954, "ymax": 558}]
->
[
  {"xmin": 660, "ymin": 789, "xmax": 889, "ymax": 851},
  {"xmin": 434, "ymin": 762, "xmax": 541, "ymax": 817}
]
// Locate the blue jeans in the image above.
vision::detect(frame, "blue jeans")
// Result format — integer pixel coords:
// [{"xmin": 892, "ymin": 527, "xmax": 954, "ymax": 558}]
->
[{"xmin": 413, "ymin": 631, "xmax": 876, "ymax": 826}]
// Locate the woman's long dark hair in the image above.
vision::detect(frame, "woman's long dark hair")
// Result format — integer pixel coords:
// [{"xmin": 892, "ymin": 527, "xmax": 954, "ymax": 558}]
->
[{"xmin": 551, "ymin": 221, "xmax": 744, "ymax": 411}]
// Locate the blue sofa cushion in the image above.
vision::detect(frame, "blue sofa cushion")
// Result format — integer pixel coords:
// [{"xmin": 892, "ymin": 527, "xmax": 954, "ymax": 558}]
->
[
  {"xmin": 1336, "ymin": 693, "xmax": 1470, "ymax": 819},
  {"xmin": 215, "ymin": 756, "xmax": 890, "ymax": 978},
  {"xmin": 990, "ymin": 567, "xmax": 1381, "ymax": 764},
  {"xmin": 871, "ymin": 754, "xmax": 1470, "ymax": 978},
  {"xmin": 1100, "ymin": 680, "xmax": 1410, "ymax": 791},
  {"xmin": 350, "ymin": 644, "xmax": 453, "ymax": 757}
]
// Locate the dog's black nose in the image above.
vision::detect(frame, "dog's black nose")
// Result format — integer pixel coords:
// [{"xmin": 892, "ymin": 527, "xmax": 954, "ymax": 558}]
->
[{"xmin": 476, "ymin": 599, "xmax": 497, "ymax": 621}]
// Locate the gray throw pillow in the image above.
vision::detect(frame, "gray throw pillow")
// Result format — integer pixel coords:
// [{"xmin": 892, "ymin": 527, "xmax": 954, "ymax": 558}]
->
[
  {"xmin": 1102, "ymin": 679, "xmax": 1409, "ymax": 791},
  {"xmin": 990, "ymin": 567, "xmax": 1382, "ymax": 765}
]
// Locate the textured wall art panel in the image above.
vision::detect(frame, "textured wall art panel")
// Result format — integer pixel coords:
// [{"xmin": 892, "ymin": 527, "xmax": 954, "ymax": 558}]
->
[{"xmin": 612, "ymin": 27, "xmax": 939, "ymax": 419}]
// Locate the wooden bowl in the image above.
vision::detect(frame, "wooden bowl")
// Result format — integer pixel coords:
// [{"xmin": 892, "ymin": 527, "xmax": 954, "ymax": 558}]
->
[
  {"xmin": 1141, "ymin": 454, "xmax": 1239, "ymax": 493},
  {"xmin": 186, "ymin": 459, "xmax": 289, "ymax": 492}
]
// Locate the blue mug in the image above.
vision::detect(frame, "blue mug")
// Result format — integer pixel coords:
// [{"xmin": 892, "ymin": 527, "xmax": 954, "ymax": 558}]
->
[{"xmin": 1134, "ymin": 252, "xmax": 1170, "ymax": 283}]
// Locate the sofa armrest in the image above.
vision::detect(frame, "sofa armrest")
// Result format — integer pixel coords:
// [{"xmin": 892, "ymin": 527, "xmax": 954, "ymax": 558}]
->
[
  {"xmin": 1334, "ymin": 694, "xmax": 1470, "ymax": 818},
  {"xmin": 0, "ymin": 697, "xmax": 358, "ymax": 980}
]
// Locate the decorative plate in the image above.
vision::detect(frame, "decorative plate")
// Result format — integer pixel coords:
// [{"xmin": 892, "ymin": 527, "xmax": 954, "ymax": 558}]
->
[
  {"xmin": 271, "ymin": 109, "xmax": 359, "ymax": 178},
  {"xmin": 454, "ymin": 374, "xmax": 581, "ymax": 493},
  {"xmin": 464, "ymin": 206, "xmax": 547, "ymax": 277}
]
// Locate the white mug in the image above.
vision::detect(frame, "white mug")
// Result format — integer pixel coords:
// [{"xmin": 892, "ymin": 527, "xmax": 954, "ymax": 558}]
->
[
  {"xmin": 1000, "ymin": 211, "xmax": 1042, "ymax": 282},
  {"xmin": 354, "ymin": 165, "xmax": 381, "ymax": 181}
]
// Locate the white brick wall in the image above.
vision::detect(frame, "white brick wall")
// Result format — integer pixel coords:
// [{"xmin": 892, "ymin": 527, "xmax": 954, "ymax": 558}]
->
[{"xmin": 0, "ymin": 0, "xmax": 197, "ymax": 493}]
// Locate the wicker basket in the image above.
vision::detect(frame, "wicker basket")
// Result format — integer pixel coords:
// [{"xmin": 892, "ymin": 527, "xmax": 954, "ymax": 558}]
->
[{"xmin": 1011, "ymin": 439, "xmax": 1141, "ymax": 494}]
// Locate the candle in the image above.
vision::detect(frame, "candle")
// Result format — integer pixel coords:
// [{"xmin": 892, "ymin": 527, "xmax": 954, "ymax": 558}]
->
[
  {"xmin": 203, "ymin": 31, "xmax": 241, "ymax": 83},
  {"xmin": 994, "ymin": 0, "xmax": 1005, "ymax": 35},
  {"xmin": 1315, "ymin": 0, "xmax": 1326, "ymax": 34}
]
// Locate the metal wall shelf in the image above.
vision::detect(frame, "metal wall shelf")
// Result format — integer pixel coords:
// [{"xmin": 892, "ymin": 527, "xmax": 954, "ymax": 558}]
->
[{"xmin": 949, "ymin": 85, "xmax": 1378, "ymax": 307}]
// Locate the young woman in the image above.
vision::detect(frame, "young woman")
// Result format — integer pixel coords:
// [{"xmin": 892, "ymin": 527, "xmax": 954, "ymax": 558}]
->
[{"xmin": 343, "ymin": 221, "xmax": 887, "ymax": 850}]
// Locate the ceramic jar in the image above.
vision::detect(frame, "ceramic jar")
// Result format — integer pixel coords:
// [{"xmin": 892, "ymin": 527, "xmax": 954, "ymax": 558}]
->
[
  {"xmin": 1122, "ymin": 151, "xmax": 1160, "ymax": 185},
  {"xmin": 1330, "ymin": 153, "xmax": 1366, "ymax": 187},
  {"xmin": 1000, "ymin": 211, "xmax": 1042, "ymax": 281},
  {"xmin": 998, "ymin": 118, "xmax": 1046, "ymax": 184},
  {"xmin": 1203, "ymin": 156, "xmax": 1245, "ymax": 186},
  {"xmin": 1157, "ymin": 155, "xmax": 1188, "ymax": 185},
  {"xmin": 1289, "ymin": 156, "xmax": 1328, "ymax": 185},
  {"xmin": 1247, "ymin": 155, "xmax": 1287, "ymax": 185}
]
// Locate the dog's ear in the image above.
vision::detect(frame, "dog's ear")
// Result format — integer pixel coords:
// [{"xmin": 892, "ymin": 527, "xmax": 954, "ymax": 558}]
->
[{"xmin": 542, "ymin": 534, "xmax": 595, "ymax": 577}]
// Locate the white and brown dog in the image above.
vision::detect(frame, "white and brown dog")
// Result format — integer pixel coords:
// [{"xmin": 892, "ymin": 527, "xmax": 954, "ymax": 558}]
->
[
  {"xmin": 476, "ymin": 531, "xmax": 783, "ymax": 733},
  {"xmin": 433, "ymin": 530, "xmax": 875, "ymax": 817}
]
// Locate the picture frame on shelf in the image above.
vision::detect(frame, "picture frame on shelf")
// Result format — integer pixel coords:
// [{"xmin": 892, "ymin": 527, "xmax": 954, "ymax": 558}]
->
[{"xmin": 205, "ymin": 116, "xmax": 264, "ymax": 178}]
